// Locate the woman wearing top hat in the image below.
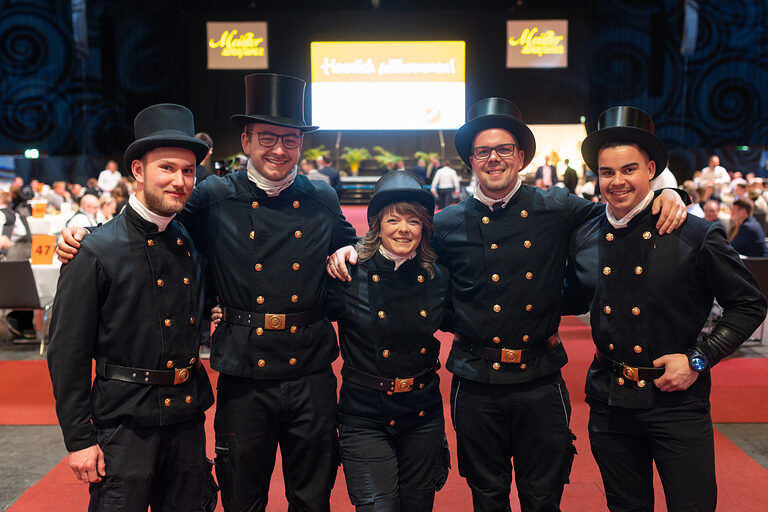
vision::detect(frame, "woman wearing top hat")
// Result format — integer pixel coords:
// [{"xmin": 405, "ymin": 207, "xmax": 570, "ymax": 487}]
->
[{"xmin": 329, "ymin": 171, "xmax": 451, "ymax": 512}]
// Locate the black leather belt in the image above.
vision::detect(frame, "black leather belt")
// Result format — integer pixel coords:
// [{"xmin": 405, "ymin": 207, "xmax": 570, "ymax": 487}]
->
[
  {"xmin": 595, "ymin": 351, "xmax": 665, "ymax": 381},
  {"xmin": 342, "ymin": 363, "xmax": 440, "ymax": 393},
  {"xmin": 96, "ymin": 360, "xmax": 195, "ymax": 386},
  {"xmin": 221, "ymin": 306, "xmax": 323, "ymax": 330},
  {"xmin": 457, "ymin": 333, "xmax": 562, "ymax": 364}
]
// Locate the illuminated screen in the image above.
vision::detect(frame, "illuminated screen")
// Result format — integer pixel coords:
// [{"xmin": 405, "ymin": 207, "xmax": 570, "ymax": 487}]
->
[{"xmin": 311, "ymin": 41, "xmax": 465, "ymax": 130}]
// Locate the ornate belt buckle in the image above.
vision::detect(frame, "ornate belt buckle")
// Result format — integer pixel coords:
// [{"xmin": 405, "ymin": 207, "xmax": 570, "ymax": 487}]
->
[
  {"xmin": 174, "ymin": 367, "xmax": 191, "ymax": 385},
  {"xmin": 264, "ymin": 313, "xmax": 286, "ymax": 330},
  {"xmin": 394, "ymin": 377, "xmax": 414, "ymax": 393},
  {"xmin": 621, "ymin": 365, "xmax": 637, "ymax": 381},
  {"xmin": 501, "ymin": 348, "xmax": 521, "ymax": 363}
]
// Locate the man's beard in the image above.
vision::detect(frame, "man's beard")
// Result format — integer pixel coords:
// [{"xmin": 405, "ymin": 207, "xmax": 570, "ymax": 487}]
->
[{"xmin": 144, "ymin": 188, "xmax": 186, "ymax": 216}]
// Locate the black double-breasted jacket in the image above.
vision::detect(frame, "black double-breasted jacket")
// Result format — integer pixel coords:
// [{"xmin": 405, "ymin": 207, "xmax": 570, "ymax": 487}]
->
[
  {"xmin": 47, "ymin": 205, "xmax": 214, "ymax": 452},
  {"xmin": 181, "ymin": 172, "xmax": 357, "ymax": 379},
  {"xmin": 328, "ymin": 252, "xmax": 450, "ymax": 429},
  {"xmin": 433, "ymin": 186, "xmax": 604, "ymax": 384},
  {"xmin": 565, "ymin": 206, "xmax": 767, "ymax": 409}
]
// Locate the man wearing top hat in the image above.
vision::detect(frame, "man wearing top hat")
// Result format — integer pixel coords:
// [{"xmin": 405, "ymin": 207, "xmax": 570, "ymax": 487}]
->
[
  {"xmin": 328, "ymin": 98, "xmax": 688, "ymax": 511},
  {"xmin": 564, "ymin": 106, "xmax": 766, "ymax": 512},
  {"xmin": 47, "ymin": 103, "xmax": 216, "ymax": 511}
]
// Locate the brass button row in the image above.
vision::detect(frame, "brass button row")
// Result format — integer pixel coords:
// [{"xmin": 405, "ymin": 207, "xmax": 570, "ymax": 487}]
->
[
  {"xmin": 163, "ymin": 396, "xmax": 192, "ymax": 406},
  {"xmin": 176, "ymin": 238, "xmax": 183, "ymax": 246},
  {"xmin": 617, "ymin": 377, "xmax": 646, "ymax": 387},
  {"xmin": 255, "ymin": 295, "xmax": 300, "ymax": 305},
  {"xmin": 603, "ymin": 266, "xmax": 643, "ymax": 276},
  {"xmin": 255, "ymin": 358, "xmax": 299, "ymax": 367},
  {"xmin": 157, "ymin": 277, "xmax": 191, "ymax": 287}
]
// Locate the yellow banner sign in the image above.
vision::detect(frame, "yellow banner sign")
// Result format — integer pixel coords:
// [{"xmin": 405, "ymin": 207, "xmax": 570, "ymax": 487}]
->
[
  {"xmin": 207, "ymin": 22, "xmax": 268, "ymax": 70},
  {"xmin": 311, "ymin": 41, "xmax": 465, "ymax": 83},
  {"xmin": 507, "ymin": 20, "xmax": 568, "ymax": 68}
]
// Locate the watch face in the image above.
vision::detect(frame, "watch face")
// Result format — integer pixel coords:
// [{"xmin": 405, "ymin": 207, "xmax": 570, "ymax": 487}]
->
[{"xmin": 691, "ymin": 355, "xmax": 707, "ymax": 372}]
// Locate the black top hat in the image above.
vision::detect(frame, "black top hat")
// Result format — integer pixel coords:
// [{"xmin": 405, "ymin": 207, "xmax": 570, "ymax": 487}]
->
[
  {"xmin": 367, "ymin": 171, "xmax": 434, "ymax": 222},
  {"xmin": 123, "ymin": 104, "xmax": 209, "ymax": 171},
  {"xmin": 230, "ymin": 73, "xmax": 319, "ymax": 133},
  {"xmin": 454, "ymin": 98, "xmax": 536, "ymax": 168},
  {"xmin": 581, "ymin": 106, "xmax": 667, "ymax": 177}
]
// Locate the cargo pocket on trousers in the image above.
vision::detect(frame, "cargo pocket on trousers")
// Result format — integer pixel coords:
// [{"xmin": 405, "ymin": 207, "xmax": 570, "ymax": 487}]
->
[
  {"xmin": 434, "ymin": 434, "xmax": 452, "ymax": 491},
  {"xmin": 561, "ymin": 430, "xmax": 578, "ymax": 485}
]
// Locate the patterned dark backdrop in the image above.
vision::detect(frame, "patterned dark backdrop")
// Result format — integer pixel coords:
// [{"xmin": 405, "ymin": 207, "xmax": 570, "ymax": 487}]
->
[
  {"xmin": 588, "ymin": 0, "xmax": 767, "ymax": 175},
  {"xmin": 0, "ymin": 0, "xmax": 765, "ymax": 180}
]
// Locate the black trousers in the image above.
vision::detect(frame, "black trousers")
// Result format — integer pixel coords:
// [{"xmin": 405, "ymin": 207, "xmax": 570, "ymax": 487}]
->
[
  {"xmin": 450, "ymin": 372, "xmax": 576, "ymax": 512},
  {"xmin": 436, "ymin": 189, "xmax": 454, "ymax": 209},
  {"xmin": 587, "ymin": 398, "xmax": 717, "ymax": 512},
  {"xmin": 338, "ymin": 415, "xmax": 450, "ymax": 512},
  {"xmin": 214, "ymin": 366, "xmax": 338, "ymax": 512},
  {"xmin": 88, "ymin": 414, "xmax": 211, "ymax": 512}
]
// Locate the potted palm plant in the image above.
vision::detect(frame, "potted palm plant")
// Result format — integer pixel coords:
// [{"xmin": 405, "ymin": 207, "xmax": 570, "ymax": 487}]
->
[
  {"xmin": 302, "ymin": 145, "xmax": 328, "ymax": 161},
  {"xmin": 340, "ymin": 147, "xmax": 372, "ymax": 175},
  {"xmin": 373, "ymin": 146, "xmax": 402, "ymax": 170}
]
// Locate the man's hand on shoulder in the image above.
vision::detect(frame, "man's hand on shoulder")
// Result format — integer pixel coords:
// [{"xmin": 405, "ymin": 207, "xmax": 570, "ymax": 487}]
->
[
  {"xmin": 652, "ymin": 189, "xmax": 687, "ymax": 235},
  {"xmin": 68, "ymin": 444, "xmax": 106, "ymax": 483},
  {"xmin": 327, "ymin": 245, "xmax": 358, "ymax": 282},
  {"xmin": 57, "ymin": 227, "xmax": 89, "ymax": 263}
]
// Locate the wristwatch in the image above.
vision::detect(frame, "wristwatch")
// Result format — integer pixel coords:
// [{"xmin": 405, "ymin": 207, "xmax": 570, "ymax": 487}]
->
[{"xmin": 686, "ymin": 349, "xmax": 709, "ymax": 373}]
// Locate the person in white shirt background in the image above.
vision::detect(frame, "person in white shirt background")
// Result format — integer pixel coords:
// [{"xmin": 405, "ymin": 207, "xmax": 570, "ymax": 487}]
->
[
  {"xmin": 430, "ymin": 160, "xmax": 461, "ymax": 209},
  {"xmin": 97, "ymin": 160, "xmax": 121, "ymax": 196}
]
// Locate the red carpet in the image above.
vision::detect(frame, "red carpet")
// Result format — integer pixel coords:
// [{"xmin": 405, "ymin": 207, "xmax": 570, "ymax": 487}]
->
[
  {"xmin": 7, "ymin": 318, "xmax": 768, "ymax": 511},
  {"xmin": 0, "ymin": 360, "xmax": 57, "ymax": 425}
]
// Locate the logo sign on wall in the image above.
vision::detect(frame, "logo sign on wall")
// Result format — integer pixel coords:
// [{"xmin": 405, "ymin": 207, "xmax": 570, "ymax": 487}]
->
[
  {"xmin": 506, "ymin": 20, "xmax": 568, "ymax": 68},
  {"xmin": 207, "ymin": 22, "xmax": 268, "ymax": 69}
]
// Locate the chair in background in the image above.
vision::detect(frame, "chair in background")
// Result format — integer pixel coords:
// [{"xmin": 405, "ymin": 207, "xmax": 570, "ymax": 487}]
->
[
  {"xmin": 0, "ymin": 260, "xmax": 52, "ymax": 354},
  {"xmin": 742, "ymin": 257, "xmax": 768, "ymax": 345}
]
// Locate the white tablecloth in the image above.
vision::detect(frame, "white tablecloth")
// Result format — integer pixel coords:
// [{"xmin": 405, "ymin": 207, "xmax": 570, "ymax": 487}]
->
[
  {"xmin": 26, "ymin": 214, "xmax": 68, "ymax": 235},
  {"xmin": 31, "ymin": 261, "xmax": 61, "ymax": 306}
]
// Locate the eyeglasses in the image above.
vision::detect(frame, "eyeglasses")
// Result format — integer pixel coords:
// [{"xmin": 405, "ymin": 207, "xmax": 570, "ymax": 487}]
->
[
  {"xmin": 245, "ymin": 130, "xmax": 303, "ymax": 150},
  {"xmin": 471, "ymin": 144, "xmax": 518, "ymax": 160}
]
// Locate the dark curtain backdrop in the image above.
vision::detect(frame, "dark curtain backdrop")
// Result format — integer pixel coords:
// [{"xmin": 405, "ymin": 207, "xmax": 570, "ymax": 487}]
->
[{"xmin": 0, "ymin": 0, "xmax": 765, "ymax": 182}]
